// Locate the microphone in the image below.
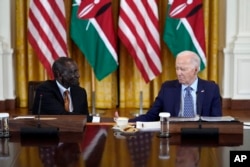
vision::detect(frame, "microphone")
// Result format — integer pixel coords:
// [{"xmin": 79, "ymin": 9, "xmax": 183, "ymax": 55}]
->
[
  {"xmin": 37, "ymin": 94, "xmax": 42, "ymax": 128},
  {"xmin": 181, "ymin": 89, "xmax": 219, "ymax": 141},
  {"xmin": 20, "ymin": 94, "xmax": 59, "ymax": 143},
  {"xmin": 196, "ymin": 91, "xmax": 202, "ymax": 129}
]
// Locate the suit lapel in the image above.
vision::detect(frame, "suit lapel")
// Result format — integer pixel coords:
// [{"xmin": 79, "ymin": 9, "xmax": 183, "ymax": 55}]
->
[
  {"xmin": 173, "ymin": 81, "xmax": 182, "ymax": 116},
  {"xmin": 196, "ymin": 79, "xmax": 205, "ymax": 115},
  {"xmin": 52, "ymin": 81, "xmax": 65, "ymax": 103},
  {"xmin": 70, "ymin": 87, "xmax": 78, "ymax": 113}
]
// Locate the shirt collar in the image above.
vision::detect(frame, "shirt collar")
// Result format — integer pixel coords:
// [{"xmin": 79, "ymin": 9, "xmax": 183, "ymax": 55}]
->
[
  {"xmin": 182, "ymin": 78, "xmax": 198, "ymax": 92},
  {"xmin": 56, "ymin": 80, "xmax": 71, "ymax": 96}
]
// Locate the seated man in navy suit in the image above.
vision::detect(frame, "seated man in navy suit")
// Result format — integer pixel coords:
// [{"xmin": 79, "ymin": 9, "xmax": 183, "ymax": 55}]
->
[
  {"xmin": 32, "ymin": 57, "xmax": 93, "ymax": 121},
  {"xmin": 117, "ymin": 50, "xmax": 222, "ymax": 122}
]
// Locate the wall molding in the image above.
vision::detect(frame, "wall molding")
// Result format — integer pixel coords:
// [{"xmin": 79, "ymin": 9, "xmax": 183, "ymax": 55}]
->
[
  {"xmin": 223, "ymin": 98, "xmax": 250, "ymax": 110},
  {"xmin": 0, "ymin": 99, "xmax": 15, "ymax": 111}
]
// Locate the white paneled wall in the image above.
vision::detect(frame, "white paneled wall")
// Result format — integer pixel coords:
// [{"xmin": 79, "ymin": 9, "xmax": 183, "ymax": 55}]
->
[
  {"xmin": 222, "ymin": 0, "xmax": 250, "ymax": 99},
  {"xmin": 0, "ymin": 37, "xmax": 15, "ymax": 101},
  {"xmin": 0, "ymin": 0, "xmax": 15, "ymax": 102}
]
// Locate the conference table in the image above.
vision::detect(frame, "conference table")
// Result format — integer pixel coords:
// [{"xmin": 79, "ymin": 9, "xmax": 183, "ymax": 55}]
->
[{"xmin": 0, "ymin": 115, "xmax": 249, "ymax": 167}]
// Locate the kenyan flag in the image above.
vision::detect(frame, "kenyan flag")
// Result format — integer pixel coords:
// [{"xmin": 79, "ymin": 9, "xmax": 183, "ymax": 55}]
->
[
  {"xmin": 70, "ymin": 0, "xmax": 118, "ymax": 80},
  {"xmin": 163, "ymin": 0, "xmax": 206, "ymax": 70}
]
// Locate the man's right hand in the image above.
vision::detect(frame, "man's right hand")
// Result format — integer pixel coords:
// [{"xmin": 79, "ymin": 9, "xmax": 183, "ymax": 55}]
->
[{"xmin": 114, "ymin": 111, "xmax": 119, "ymax": 119}]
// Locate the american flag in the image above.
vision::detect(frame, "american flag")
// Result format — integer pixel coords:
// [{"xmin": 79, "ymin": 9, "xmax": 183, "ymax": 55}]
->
[
  {"xmin": 118, "ymin": 0, "xmax": 162, "ymax": 83},
  {"xmin": 28, "ymin": 0, "xmax": 68, "ymax": 78}
]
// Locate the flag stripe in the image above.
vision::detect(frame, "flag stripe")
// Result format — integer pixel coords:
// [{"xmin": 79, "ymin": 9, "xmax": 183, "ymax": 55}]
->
[
  {"xmin": 182, "ymin": 19, "xmax": 206, "ymax": 66},
  {"xmin": 49, "ymin": 0, "xmax": 67, "ymax": 29},
  {"xmin": 119, "ymin": 18, "xmax": 153, "ymax": 82},
  {"xmin": 130, "ymin": 1, "xmax": 161, "ymax": 67},
  {"xmin": 119, "ymin": 0, "xmax": 161, "ymax": 74},
  {"xmin": 29, "ymin": 6, "xmax": 58, "ymax": 61},
  {"xmin": 140, "ymin": 0, "xmax": 160, "ymax": 47},
  {"xmin": 47, "ymin": 0, "xmax": 68, "ymax": 52},
  {"xmin": 118, "ymin": 0, "xmax": 162, "ymax": 83},
  {"xmin": 90, "ymin": 19, "xmax": 118, "ymax": 63},
  {"xmin": 28, "ymin": 23, "xmax": 53, "ymax": 75},
  {"xmin": 28, "ymin": 0, "xmax": 67, "ymax": 78},
  {"xmin": 33, "ymin": 0, "xmax": 67, "ymax": 58},
  {"xmin": 28, "ymin": 12, "xmax": 54, "ymax": 63},
  {"xmin": 120, "ymin": 8, "xmax": 152, "ymax": 67}
]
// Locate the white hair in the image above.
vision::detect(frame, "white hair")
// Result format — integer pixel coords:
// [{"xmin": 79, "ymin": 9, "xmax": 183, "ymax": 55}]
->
[{"xmin": 177, "ymin": 50, "xmax": 201, "ymax": 71}]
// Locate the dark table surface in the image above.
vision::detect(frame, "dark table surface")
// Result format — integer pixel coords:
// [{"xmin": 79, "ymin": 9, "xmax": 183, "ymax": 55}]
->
[{"xmin": 1, "ymin": 123, "xmax": 249, "ymax": 167}]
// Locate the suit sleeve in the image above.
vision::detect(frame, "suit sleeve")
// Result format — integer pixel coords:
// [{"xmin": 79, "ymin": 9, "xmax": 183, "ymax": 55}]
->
[
  {"xmin": 71, "ymin": 87, "xmax": 89, "ymax": 115},
  {"xmin": 210, "ymin": 83, "xmax": 222, "ymax": 116}
]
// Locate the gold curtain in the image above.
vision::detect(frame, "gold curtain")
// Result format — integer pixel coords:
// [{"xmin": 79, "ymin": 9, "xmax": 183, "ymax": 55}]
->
[{"xmin": 15, "ymin": 0, "xmax": 219, "ymax": 111}]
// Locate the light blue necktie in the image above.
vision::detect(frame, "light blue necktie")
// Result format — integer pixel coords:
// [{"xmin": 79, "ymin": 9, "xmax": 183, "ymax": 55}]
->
[{"xmin": 183, "ymin": 87, "xmax": 195, "ymax": 117}]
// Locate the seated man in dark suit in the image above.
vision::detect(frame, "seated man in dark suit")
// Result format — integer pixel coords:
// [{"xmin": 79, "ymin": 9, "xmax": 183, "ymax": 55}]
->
[
  {"xmin": 32, "ymin": 57, "xmax": 91, "ymax": 120},
  {"xmin": 117, "ymin": 50, "xmax": 222, "ymax": 122}
]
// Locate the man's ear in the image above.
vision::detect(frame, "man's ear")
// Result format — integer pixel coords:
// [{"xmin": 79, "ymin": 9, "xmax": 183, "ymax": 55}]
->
[
  {"xmin": 194, "ymin": 68, "xmax": 199, "ymax": 75},
  {"xmin": 195, "ymin": 66, "xmax": 200, "ymax": 73}
]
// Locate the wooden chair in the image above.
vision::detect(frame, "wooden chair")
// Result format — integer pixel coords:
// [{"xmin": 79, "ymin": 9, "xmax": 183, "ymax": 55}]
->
[{"xmin": 28, "ymin": 81, "xmax": 43, "ymax": 113}]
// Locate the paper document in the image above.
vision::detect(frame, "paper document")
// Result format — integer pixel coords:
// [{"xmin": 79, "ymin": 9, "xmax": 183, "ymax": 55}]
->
[
  {"xmin": 13, "ymin": 116, "xmax": 35, "ymax": 120},
  {"xmin": 169, "ymin": 116, "xmax": 235, "ymax": 122},
  {"xmin": 136, "ymin": 121, "xmax": 160, "ymax": 131},
  {"xmin": 169, "ymin": 116, "xmax": 199, "ymax": 122},
  {"xmin": 243, "ymin": 122, "xmax": 250, "ymax": 129},
  {"xmin": 201, "ymin": 116, "xmax": 235, "ymax": 122},
  {"xmin": 13, "ymin": 116, "xmax": 58, "ymax": 120}
]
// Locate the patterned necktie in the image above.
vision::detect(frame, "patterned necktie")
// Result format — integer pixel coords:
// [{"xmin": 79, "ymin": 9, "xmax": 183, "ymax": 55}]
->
[
  {"xmin": 64, "ymin": 90, "xmax": 70, "ymax": 112},
  {"xmin": 183, "ymin": 87, "xmax": 195, "ymax": 117}
]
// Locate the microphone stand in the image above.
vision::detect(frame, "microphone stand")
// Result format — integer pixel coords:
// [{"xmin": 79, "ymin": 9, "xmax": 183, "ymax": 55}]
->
[
  {"xmin": 20, "ymin": 94, "xmax": 59, "ymax": 142},
  {"xmin": 37, "ymin": 94, "xmax": 42, "ymax": 128},
  {"xmin": 197, "ymin": 91, "xmax": 202, "ymax": 129}
]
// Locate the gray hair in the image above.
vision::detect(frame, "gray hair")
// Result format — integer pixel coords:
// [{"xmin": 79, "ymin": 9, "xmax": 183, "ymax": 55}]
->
[{"xmin": 177, "ymin": 50, "xmax": 201, "ymax": 71}]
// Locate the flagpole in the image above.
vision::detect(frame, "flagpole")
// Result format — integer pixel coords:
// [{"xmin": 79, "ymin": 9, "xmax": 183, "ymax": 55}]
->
[
  {"xmin": 139, "ymin": 77, "xmax": 143, "ymax": 115},
  {"xmin": 91, "ymin": 70, "xmax": 105, "ymax": 116},
  {"xmin": 131, "ymin": 75, "xmax": 145, "ymax": 117},
  {"xmin": 44, "ymin": 70, "xmax": 47, "ymax": 80},
  {"xmin": 91, "ymin": 70, "xmax": 97, "ymax": 116}
]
